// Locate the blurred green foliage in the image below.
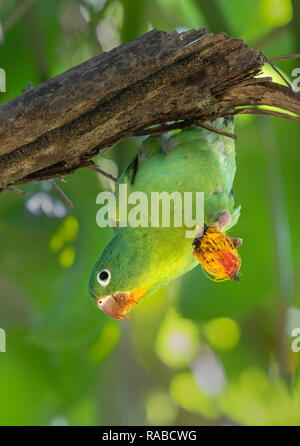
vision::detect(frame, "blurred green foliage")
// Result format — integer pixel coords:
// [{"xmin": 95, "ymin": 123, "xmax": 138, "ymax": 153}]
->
[{"xmin": 0, "ymin": 0, "xmax": 300, "ymax": 426}]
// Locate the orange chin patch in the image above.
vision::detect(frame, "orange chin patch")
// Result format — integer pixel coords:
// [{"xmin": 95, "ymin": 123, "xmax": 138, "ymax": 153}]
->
[
  {"xmin": 193, "ymin": 226, "xmax": 241, "ymax": 282},
  {"xmin": 97, "ymin": 288, "xmax": 146, "ymax": 319}
]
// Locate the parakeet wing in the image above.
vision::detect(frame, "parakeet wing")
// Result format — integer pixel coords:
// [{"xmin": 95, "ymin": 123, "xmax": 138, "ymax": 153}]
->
[{"xmin": 114, "ymin": 135, "xmax": 164, "ymax": 227}]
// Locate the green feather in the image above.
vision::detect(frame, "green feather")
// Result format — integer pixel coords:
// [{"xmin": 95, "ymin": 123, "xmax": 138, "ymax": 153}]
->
[{"xmin": 89, "ymin": 118, "xmax": 240, "ymax": 301}]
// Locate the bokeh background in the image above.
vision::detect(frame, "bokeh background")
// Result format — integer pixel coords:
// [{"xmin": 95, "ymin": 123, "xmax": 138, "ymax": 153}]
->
[{"xmin": 0, "ymin": 0, "xmax": 300, "ymax": 426}]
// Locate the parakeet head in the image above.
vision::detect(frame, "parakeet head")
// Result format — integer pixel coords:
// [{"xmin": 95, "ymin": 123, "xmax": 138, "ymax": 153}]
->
[
  {"xmin": 88, "ymin": 230, "xmax": 148, "ymax": 319},
  {"xmin": 193, "ymin": 225, "xmax": 241, "ymax": 281}
]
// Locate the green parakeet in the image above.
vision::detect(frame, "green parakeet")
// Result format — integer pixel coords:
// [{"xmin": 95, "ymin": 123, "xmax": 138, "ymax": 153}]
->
[{"xmin": 89, "ymin": 117, "xmax": 242, "ymax": 319}]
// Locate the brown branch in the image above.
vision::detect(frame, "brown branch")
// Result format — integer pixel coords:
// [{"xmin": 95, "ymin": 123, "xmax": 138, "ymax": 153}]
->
[
  {"xmin": 133, "ymin": 120, "xmax": 237, "ymax": 139},
  {"xmin": 269, "ymin": 53, "xmax": 300, "ymax": 61},
  {"xmin": 222, "ymin": 107, "xmax": 300, "ymax": 122},
  {"xmin": 252, "ymin": 24, "xmax": 291, "ymax": 50},
  {"xmin": 49, "ymin": 179, "xmax": 73, "ymax": 208},
  {"xmin": 195, "ymin": 122, "xmax": 238, "ymax": 140},
  {"xmin": 6, "ymin": 185, "xmax": 25, "ymax": 195},
  {"xmin": 219, "ymin": 80, "xmax": 300, "ymax": 116},
  {"xmin": 88, "ymin": 162, "xmax": 118, "ymax": 183},
  {"xmin": 262, "ymin": 53, "xmax": 292, "ymax": 89},
  {"xmin": 2, "ymin": 0, "xmax": 37, "ymax": 33},
  {"xmin": 0, "ymin": 28, "xmax": 300, "ymax": 189}
]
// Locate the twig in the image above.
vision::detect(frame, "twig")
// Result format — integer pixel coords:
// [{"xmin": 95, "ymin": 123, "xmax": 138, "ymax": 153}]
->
[
  {"xmin": 253, "ymin": 24, "xmax": 290, "ymax": 50},
  {"xmin": 195, "ymin": 122, "xmax": 238, "ymax": 140},
  {"xmin": 88, "ymin": 162, "xmax": 118, "ymax": 183},
  {"xmin": 0, "ymin": 22, "xmax": 4, "ymax": 44},
  {"xmin": 262, "ymin": 53, "xmax": 292, "ymax": 89},
  {"xmin": 135, "ymin": 120, "xmax": 237, "ymax": 140},
  {"xmin": 3, "ymin": 0, "xmax": 37, "ymax": 33},
  {"xmin": 222, "ymin": 107, "xmax": 300, "ymax": 122},
  {"xmin": 22, "ymin": 81, "xmax": 32, "ymax": 93},
  {"xmin": 269, "ymin": 53, "xmax": 300, "ymax": 61},
  {"xmin": 49, "ymin": 179, "xmax": 73, "ymax": 208},
  {"xmin": 6, "ymin": 185, "xmax": 25, "ymax": 195}
]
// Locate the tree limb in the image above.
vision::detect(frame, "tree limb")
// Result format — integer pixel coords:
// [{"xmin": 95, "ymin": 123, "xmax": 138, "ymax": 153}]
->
[{"xmin": 0, "ymin": 28, "xmax": 299, "ymax": 189}]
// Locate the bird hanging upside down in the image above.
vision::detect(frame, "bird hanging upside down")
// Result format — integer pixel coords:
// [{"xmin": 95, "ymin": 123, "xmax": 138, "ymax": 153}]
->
[{"xmin": 89, "ymin": 118, "xmax": 242, "ymax": 319}]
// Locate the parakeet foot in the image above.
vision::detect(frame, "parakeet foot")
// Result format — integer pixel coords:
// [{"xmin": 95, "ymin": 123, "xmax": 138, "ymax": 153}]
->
[
  {"xmin": 213, "ymin": 211, "xmax": 232, "ymax": 230},
  {"xmin": 213, "ymin": 212, "xmax": 243, "ymax": 248},
  {"xmin": 231, "ymin": 237, "xmax": 243, "ymax": 248}
]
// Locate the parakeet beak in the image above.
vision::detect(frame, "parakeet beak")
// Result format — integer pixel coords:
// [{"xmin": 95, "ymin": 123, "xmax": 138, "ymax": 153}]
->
[
  {"xmin": 96, "ymin": 291, "xmax": 138, "ymax": 319},
  {"xmin": 193, "ymin": 226, "xmax": 242, "ymax": 282}
]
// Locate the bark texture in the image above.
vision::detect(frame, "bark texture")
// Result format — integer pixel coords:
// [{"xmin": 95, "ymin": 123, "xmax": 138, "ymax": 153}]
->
[{"xmin": 0, "ymin": 28, "xmax": 299, "ymax": 188}]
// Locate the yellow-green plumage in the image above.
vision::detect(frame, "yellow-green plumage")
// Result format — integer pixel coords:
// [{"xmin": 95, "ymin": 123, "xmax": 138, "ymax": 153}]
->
[{"xmin": 89, "ymin": 118, "xmax": 240, "ymax": 304}]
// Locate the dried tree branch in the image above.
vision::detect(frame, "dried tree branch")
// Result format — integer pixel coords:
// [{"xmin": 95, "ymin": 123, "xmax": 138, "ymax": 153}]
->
[
  {"xmin": 2, "ymin": 0, "xmax": 37, "ymax": 33},
  {"xmin": 0, "ymin": 28, "xmax": 299, "ymax": 189},
  {"xmin": 269, "ymin": 53, "xmax": 300, "ymax": 61},
  {"xmin": 88, "ymin": 162, "xmax": 118, "ymax": 183},
  {"xmin": 195, "ymin": 122, "xmax": 238, "ymax": 140},
  {"xmin": 133, "ymin": 120, "xmax": 237, "ymax": 139},
  {"xmin": 6, "ymin": 185, "xmax": 25, "ymax": 195},
  {"xmin": 222, "ymin": 107, "xmax": 300, "ymax": 122},
  {"xmin": 262, "ymin": 53, "xmax": 292, "ymax": 88},
  {"xmin": 49, "ymin": 179, "xmax": 73, "ymax": 208}
]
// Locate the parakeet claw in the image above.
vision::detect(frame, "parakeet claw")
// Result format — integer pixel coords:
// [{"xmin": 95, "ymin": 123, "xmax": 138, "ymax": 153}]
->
[
  {"xmin": 214, "ymin": 211, "xmax": 232, "ymax": 230},
  {"xmin": 231, "ymin": 237, "xmax": 243, "ymax": 248}
]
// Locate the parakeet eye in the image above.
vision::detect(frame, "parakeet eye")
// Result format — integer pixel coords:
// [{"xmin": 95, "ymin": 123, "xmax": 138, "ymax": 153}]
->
[{"xmin": 97, "ymin": 269, "xmax": 111, "ymax": 287}]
